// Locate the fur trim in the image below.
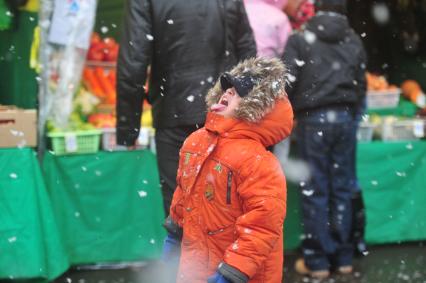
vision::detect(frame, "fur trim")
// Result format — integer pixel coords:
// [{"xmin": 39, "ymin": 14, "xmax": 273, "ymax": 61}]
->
[{"xmin": 206, "ymin": 57, "xmax": 287, "ymax": 123}]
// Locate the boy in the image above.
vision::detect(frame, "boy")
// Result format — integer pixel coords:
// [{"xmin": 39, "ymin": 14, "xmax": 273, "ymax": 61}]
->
[{"xmin": 163, "ymin": 57, "xmax": 293, "ymax": 283}]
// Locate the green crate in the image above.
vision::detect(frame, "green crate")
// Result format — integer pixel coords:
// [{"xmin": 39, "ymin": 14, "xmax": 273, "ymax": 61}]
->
[{"xmin": 47, "ymin": 130, "xmax": 102, "ymax": 155}]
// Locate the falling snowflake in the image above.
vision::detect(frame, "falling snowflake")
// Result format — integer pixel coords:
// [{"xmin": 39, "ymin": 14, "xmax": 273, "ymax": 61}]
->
[
  {"xmin": 150, "ymin": 239, "xmax": 156, "ymax": 244},
  {"xmin": 167, "ymin": 19, "xmax": 174, "ymax": 24},
  {"xmin": 100, "ymin": 26, "xmax": 109, "ymax": 34},
  {"xmin": 372, "ymin": 3, "xmax": 390, "ymax": 25},
  {"xmin": 8, "ymin": 236, "xmax": 17, "ymax": 243},
  {"xmin": 304, "ymin": 30, "xmax": 316, "ymax": 44},
  {"xmin": 271, "ymin": 81, "xmax": 279, "ymax": 89},
  {"xmin": 371, "ymin": 180, "xmax": 379, "ymax": 186},
  {"xmin": 138, "ymin": 190, "xmax": 148, "ymax": 197},
  {"xmin": 9, "ymin": 173, "xmax": 17, "ymax": 179},
  {"xmin": 295, "ymin": 59, "xmax": 305, "ymax": 67},
  {"xmin": 146, "ymin": 34, "xmax": 154, "ymax": 41},
  {"xmin": 302, "ymin": 189, "xmax": 314, "ymax": 196},
  {"xmin": 317, "ymin": 131, "xmax": 323, "ymax": 136},
  {"xmin": 187, "ymin": 95, "xmax": 195, "ymax": 102},
  {"xmin": 395, "ymin": 171, "xmax": 406, "ymax": 177},
  {"xmin": 287, "ymin": 74, "xmax": 296, "ymax": 83},
  {"xmin": 207, "ymin": 144, "xmax": 215, "ymax": 153}
]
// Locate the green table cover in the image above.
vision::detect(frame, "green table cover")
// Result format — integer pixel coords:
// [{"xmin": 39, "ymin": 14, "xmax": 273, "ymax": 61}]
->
[
  {"xmin": 42, "ymin": 150, "xmax": 166, "ymax": 265},
  {"xmin": 358, "ymin": 140, "xmax": 426, "ymax": 244},
  {"xmin": 0, "ymin": 148, "xmax": 68, "ymax": 280}
]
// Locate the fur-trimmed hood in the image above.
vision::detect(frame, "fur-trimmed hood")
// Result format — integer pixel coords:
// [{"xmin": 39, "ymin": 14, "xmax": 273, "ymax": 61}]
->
[{"xmin": 206, "ymin": 57, "xmax": 288, "ymax": 123}]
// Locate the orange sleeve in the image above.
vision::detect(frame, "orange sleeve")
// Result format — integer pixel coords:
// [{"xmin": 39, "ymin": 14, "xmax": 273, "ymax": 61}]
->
[
  {"xmin": 223, "ymin": 154, "xmax": 287, "ymax": 278},
  {"xmin": 169, "ymin": 150, "xmax": 185, "ymax": 226}
]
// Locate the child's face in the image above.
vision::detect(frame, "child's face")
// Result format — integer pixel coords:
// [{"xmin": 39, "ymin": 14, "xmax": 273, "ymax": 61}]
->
[{"xmin": 210, "ymin": 87, "xmax": 242, "ymax": 118}]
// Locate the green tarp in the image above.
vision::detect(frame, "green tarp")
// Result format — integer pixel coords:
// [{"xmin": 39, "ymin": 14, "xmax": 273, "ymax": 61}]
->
[
  {"xmin": 42, "ymin": 150, "xmax": 166, "ymax": 265},
  {"xmin": 0, "ymin": 148, "xmax": 68, "ymax": 280},
  {"xmin": 358, "ymin": 141, "xmax": 426, "ymax": 244}
]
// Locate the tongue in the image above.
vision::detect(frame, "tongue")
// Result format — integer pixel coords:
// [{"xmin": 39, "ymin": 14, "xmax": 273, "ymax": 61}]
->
[{"xmin": 211, "ymin": 103, "xmax": 226, "ymax": 112}]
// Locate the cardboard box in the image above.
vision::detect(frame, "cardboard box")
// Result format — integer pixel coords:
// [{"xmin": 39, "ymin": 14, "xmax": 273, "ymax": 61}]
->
[{"xmin": 0, "ymin": 106, "xmax": 37, "ymax": 148}]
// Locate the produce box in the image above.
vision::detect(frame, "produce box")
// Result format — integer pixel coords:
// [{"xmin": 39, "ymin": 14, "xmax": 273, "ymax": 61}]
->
[
  {"xmin": 47, "ymin": 130, "xmax": 102, "ymax": 155},
  {"xmin": 102, "ymin": 127, "xmax": 154, "ymax": 151},
  {"xmin": 366, "ymin": 89, "xmax": 400, "ymax": 109},
  {"xmin": 0, "ymin": 105, "xmax": 37, "ymax": 148},
  {"xmin": 357, "ymin": 121, "xmax": 376, "ymax": 142},
  {"xmin": 381, "ymin": 119, "xmax": 425, "ymax": 141}
]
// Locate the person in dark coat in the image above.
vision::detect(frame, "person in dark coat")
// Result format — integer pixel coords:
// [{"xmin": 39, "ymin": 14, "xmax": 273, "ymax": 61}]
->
[
  {"xmin": 116, "ymin": 0, "xmax": 256, "ymax": 215},
  {"xmin": 282, "ymin": 0, "xmax": 367, "ymax": 278}
]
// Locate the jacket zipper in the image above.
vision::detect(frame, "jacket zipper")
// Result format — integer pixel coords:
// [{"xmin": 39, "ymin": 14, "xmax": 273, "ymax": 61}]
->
[{"xmin": 226, "ymin": 170, "xmax": 232, "ymax": 204}]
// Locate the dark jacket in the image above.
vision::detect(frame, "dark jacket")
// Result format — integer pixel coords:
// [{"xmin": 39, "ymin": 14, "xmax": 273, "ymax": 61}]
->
[
  {"xmin": 116, "ymin": 0, "xmax": 256, "ymax": 145},
  {"xmin": 282, "ymin": 12, "xmax": 367, "ymax": 116}
]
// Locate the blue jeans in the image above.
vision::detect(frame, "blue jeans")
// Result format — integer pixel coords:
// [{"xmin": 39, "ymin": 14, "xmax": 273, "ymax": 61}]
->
[{"xmin": 295, "ymin": 107, "xmax": 356, "ymax": 270}]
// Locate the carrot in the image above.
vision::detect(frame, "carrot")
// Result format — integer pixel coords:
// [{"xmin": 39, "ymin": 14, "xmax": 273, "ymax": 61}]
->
[
  {"xmin": 83, "ymin": 68, "xmax": 105, "ymax": 97},
  {"xmin": 95, "ymin": 67, "xmax": 116, "ymax": 104},
  {"xmin": 107, "ymin": 69, "xmax": 117, "ymax": 88}
]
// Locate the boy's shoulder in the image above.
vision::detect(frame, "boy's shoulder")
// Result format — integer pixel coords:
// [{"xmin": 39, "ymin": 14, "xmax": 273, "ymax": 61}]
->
[{"xmin": 181, "ymin": 127, "xmax": 215, "ymax": 154}]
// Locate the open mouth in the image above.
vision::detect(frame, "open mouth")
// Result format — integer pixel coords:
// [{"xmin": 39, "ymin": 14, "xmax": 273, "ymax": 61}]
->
[
  {"xmin": 211, "ymin": 97, "xmax": 228, "ymax": 112},
  {"xmin": 220, "ymin": 97, "xmax": 229, "ymax": 106}
]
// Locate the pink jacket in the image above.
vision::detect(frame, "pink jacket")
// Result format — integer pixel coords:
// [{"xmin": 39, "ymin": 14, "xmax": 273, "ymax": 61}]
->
[{"xmin": 244, "ymin": 0, "xmax": 292, "ymax": 58}]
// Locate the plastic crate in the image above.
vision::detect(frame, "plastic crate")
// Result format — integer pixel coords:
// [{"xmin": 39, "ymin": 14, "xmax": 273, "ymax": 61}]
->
[
  {"xmin": 48, "ymin": 130, "xmax": 102, "ymax": 155},
  {"xmin": 357, "ymin": 122, "xmax": 376, "ymax": 142},
  {"xmin": 381, "ymin": 119, "xmax": 425, "ymax": 141},
  {"xmin": 366, "ymin": 89, "xmax": 400, "ymax": 109},
  {"xmin": 102, "ymin": 127, "xmax": 153, "ymax": 151}
]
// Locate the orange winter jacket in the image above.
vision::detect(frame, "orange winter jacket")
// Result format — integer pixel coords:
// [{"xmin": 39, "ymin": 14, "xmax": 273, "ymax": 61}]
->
[{"xmin": 170, "ymin": 99, "xmax": 294, "ymax": 283}]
